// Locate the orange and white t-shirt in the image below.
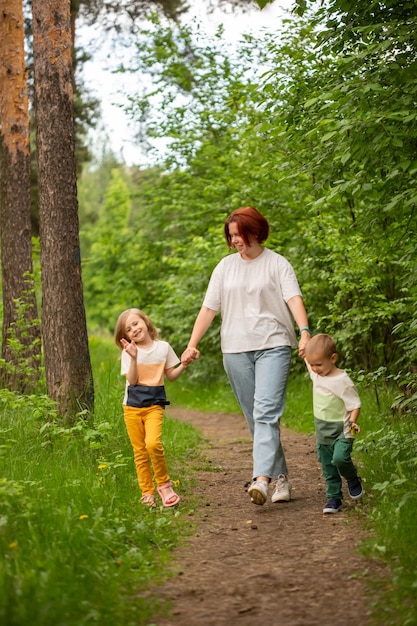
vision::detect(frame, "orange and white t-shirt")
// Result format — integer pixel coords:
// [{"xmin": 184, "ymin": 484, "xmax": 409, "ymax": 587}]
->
[{"xmin": 121, "ymin": 340, "xmax": 179, "ymax": 407}]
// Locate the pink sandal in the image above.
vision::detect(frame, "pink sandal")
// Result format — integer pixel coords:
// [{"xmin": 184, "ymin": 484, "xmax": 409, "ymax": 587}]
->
[
  {"xmin": 141, "ymin": 493, "xmax": 157, "ymax": 508},
  {"xmin": 157, "ymin": 481, "xmax": 180, "ymax": 507}
]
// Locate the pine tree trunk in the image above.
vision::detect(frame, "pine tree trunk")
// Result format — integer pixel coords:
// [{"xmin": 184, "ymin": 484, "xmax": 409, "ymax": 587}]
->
[
  {"xmin": 32, "ymin": 0, "xmax": 94, "ymax": 419},
  {"xmin": 0, "ymin": 0, "xmax": 41, "ymax": 392}
]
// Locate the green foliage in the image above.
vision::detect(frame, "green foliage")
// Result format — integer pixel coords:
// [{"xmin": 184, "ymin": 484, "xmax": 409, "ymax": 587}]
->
[
  {"xmin": 80, "ymin": 17, "xmax": 309, "ymax": 376},
  {"xmin": 77, "ymin": 149, "xmax": 123, "ymax": 233},
  {"xmin": 255, "ymin": 0, "xmax": 274, "ymax": 8},
  {"xmin": 281, "ymin": 373, "xmax": 315, "ymax": 434},
  {"xmin": 166, "ymin": 372, "xmax": 241, "ymax": 413},
  {"xmin": 249, "ymin": 7, "xmax": 416, "ymax": 379},
  {"xmin": 82, "ymin": 168, "xmax": 138, "ymax": 331},
  {"xmin": 354, "ymin": 415, "xmax": 417, "ymax": 625},
  {"xmin": 78, "ymin": 5, "xmax": 417, "ymax": 397},
  {"xmin": 0, "ymin": 275, "xmax": 43, "ymax": 394}
]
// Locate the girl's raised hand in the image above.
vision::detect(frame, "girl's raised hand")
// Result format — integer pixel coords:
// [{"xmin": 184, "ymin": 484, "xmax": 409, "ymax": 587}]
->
[{"xmin": 120, "ymin": 337, "xmax": 137, "ymax": 358}]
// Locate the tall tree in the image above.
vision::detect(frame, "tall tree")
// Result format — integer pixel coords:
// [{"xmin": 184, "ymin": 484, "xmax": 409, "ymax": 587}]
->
[
  {"xmin": 0, "ymin": 0, "xmax": 41, "ymax": 391},
  {"xmin": 32, "ymin": 0, "xmax": 93, "ymax": 418}
]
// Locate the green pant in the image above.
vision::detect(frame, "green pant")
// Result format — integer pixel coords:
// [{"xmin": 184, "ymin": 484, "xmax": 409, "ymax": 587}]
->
[{"xmin": 317, "ymin": 438, "xmax": 358, "ymax": 500}]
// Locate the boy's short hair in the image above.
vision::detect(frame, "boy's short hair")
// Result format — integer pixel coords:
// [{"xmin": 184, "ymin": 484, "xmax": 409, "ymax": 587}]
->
[{"xmin": 305, "ymin": 333, "xmax": 336, "ymax": 359}]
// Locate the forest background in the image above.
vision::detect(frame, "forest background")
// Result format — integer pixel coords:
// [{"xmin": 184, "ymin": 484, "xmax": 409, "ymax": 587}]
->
[
  {"xmin": 1, "ymin": 0, "xmax": 417, "ymax": 624},
  {"xmin": 81, "ymin": 0, "xmax": 417, "ymax": 391}
]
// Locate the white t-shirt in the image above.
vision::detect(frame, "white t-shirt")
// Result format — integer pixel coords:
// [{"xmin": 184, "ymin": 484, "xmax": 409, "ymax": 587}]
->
[
  {"xmin": 308, "ymin": 368, "xmax": 361, "ymax": 443},
  {"xmin": 202, "ymin": 247, "xmax": 302, "ymax": 353}
]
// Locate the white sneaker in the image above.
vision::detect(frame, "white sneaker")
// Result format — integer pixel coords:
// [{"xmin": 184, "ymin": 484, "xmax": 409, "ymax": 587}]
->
[
  {"xmin": 271, "ymin": 474, "xmax": 292, "ymax": 503},
  {"xmin": 248, "ymin": 479, "xmax": 269, "ymax": 505}
]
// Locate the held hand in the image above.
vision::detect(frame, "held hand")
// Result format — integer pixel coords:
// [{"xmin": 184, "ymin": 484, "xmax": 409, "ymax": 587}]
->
[
  {"xmin": 181, "ymin": 346, "xmax": 200, "ymax": 366},
  {"xmin": 298, "ymin": 334, "xmax": 310, "ymax": 358}
]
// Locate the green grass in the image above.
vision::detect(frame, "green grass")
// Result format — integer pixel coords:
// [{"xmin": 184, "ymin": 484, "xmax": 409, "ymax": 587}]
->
[
  {"xmin": 1, "ymin": 336, "xmax": 417, "ymax": 625},
  {"xmin": 0, "ymin": 337, "xmax": 204, "ymax": 626},
  {"xmin": 165, "ymin": 370, "xmax": 241, "ymax": 413}
]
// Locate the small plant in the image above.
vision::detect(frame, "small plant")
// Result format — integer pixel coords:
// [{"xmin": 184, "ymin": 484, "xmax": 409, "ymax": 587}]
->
[
  {"xmin": 390, "ymin": 367, "xmax": 417, "ymax": 417},
  {"xmin": 0, "ymin": 274, "xmax": 43, "ymax": 394}
]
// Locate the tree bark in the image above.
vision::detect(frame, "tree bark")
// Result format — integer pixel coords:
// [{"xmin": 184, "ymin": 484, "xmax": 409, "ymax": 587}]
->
[
  {"xmin": 32, "ymin": 0, "xmax": 94, "ymax": 418},
  {"xmin": 0, "ymin": 0, "xmax": 41, "ymax": 392}
]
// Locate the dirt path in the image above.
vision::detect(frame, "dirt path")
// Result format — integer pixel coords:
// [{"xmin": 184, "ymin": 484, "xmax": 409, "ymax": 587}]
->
[{"xmin": 146, "ymin": 408, "xmax": 386, "ymax": 626}]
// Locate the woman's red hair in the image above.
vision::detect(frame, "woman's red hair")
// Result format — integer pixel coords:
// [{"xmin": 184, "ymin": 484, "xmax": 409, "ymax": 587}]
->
[{"xmin": 224, "ymin": 206, "xmax": 269, "ymax": 248}]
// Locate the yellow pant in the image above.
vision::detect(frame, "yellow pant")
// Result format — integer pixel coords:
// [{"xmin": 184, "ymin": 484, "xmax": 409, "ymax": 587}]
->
[{"xmin": 123, "ymin": 405, "xmax": 170, "ymax": 495}]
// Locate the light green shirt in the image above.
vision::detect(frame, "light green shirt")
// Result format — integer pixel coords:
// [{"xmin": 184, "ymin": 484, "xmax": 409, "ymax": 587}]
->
[{"xmin": 308, "ymin": 369, "xmax": 361, "ymax": 445}]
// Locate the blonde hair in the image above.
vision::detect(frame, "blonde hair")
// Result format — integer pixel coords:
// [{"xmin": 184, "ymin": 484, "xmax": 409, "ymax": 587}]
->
[
  {"xmin": 304, "ymin": 333, "xmax": 337, "ymax": 359},
  {"xmin": 114, "ymin": 308, "xmax": 159, "ymax": 349}
]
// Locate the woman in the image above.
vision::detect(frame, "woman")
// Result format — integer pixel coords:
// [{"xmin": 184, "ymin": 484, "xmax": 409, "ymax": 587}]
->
[{"xmin": 181, "ymin": 206, "xmax": 310, "ymax": 506}]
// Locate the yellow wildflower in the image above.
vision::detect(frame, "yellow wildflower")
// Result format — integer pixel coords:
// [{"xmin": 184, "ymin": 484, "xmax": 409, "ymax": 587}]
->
[{"xmin": 79, "ymin": 514, "xmax": 89, "ymax": 520}]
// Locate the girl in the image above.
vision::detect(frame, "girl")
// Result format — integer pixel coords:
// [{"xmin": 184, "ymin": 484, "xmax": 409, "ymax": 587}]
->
[{"xmin": 114, "ymin": 308, "xmax": 186, "ymax": 507}]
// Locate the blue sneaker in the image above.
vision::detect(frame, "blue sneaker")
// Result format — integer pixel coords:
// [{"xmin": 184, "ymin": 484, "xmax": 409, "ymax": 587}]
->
[
  {"xmin": 323, "ymin": 498, "xmax": 342, "ymax": 514},
  {"xmin": 348, "ymin": 476, "xmax": 364, "ymax": 499}
]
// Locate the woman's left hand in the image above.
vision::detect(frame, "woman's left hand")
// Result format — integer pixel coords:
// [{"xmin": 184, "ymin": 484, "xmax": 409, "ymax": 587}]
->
[{"xmin": 298, "ymin": 334, "xmax": 310, "ymax": 358}]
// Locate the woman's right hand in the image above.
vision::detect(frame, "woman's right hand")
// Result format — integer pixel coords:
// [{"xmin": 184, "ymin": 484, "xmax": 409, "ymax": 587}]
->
[{"xmin": 181, "ymin": 307, "xmax": 216, "ymax": 365}]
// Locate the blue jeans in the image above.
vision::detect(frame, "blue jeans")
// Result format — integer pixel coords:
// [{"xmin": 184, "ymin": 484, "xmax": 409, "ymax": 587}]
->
[{"xmin": 223, "ymin": 347, "xmax": 292, "ymax": 479}]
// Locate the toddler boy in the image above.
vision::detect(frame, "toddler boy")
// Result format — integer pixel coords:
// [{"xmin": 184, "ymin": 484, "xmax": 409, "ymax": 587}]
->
[{"xmin": 304, "ymin": 334, "xmax": 364, "ymax": 513}]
